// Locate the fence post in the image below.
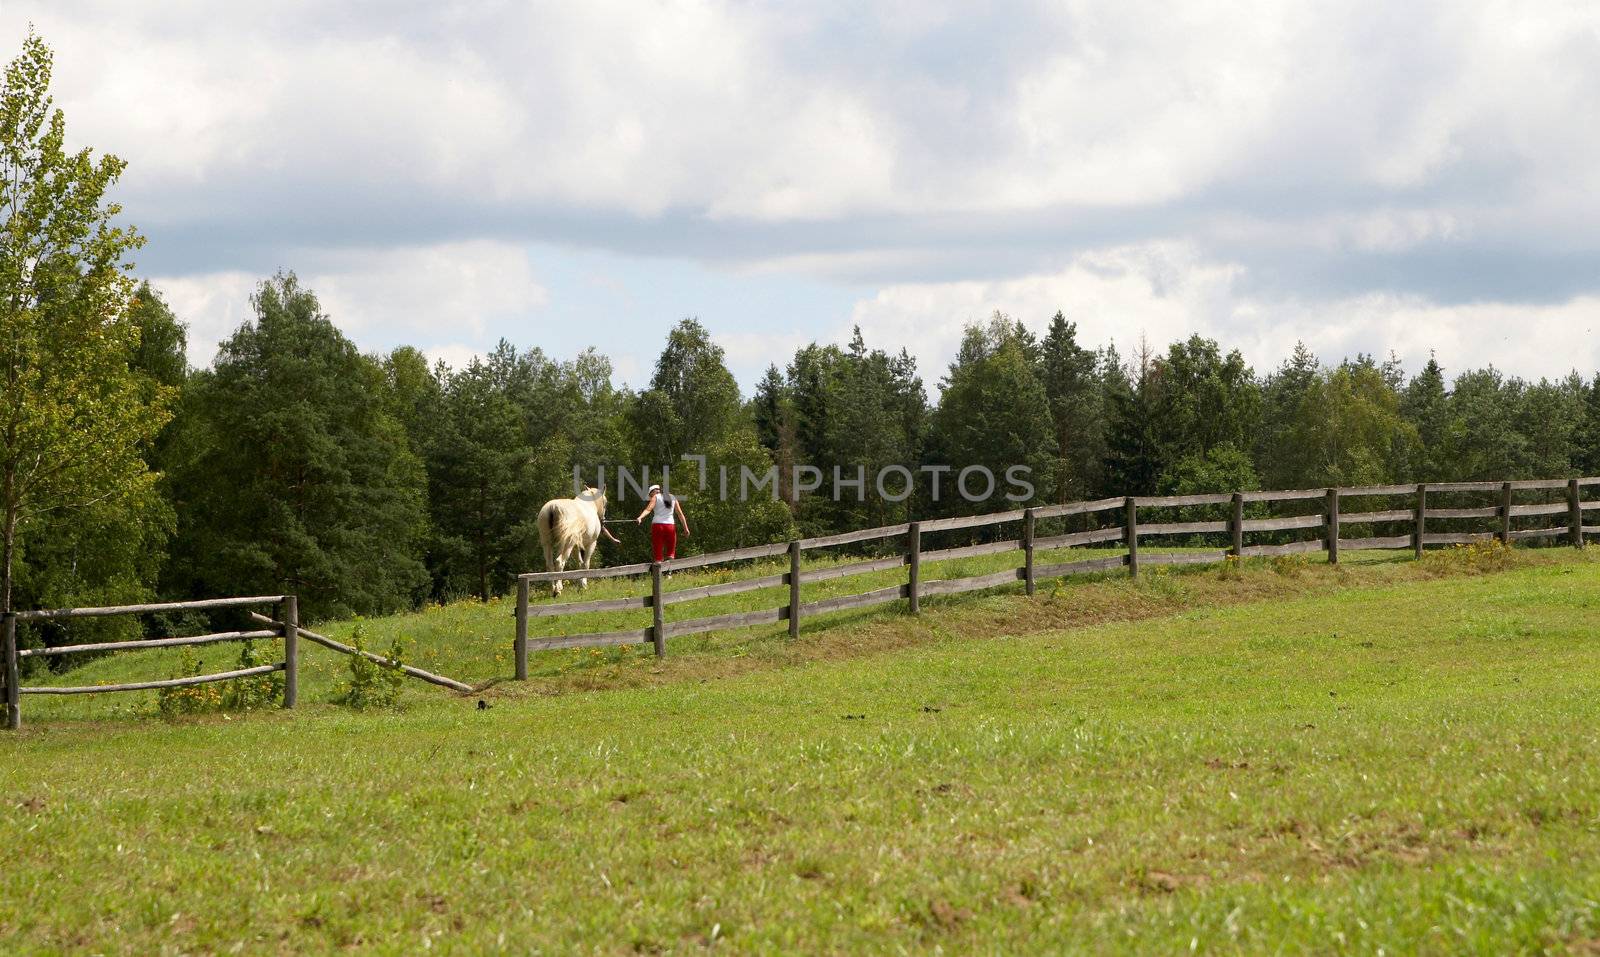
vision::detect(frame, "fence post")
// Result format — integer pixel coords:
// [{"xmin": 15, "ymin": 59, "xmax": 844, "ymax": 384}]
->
[
  {"xmin": 514, "ymin": 577, "xmax": 529, "ymax": 680},
  {"xmin": 787, "ymin": 540, "xmax": 802, "ymax": 638},
  {"xmin": 1230, "ymin": 492, "xmax": 1244, "ymax": 557},
  {"xmin": 1125, "ymin": 497, "xmax": 1139, "ymax": 578},
  {"xmin": 1569, "ymin": 478, "xmax": 1583, "ymax": 548},
  {"xmin": 4, "ymin": 612, "xmax": 19, "ymax": 731},
  {"xmin": 907, "ymin": 522, "xmax": 921, "ymax": 614},
  {"xmin": 1413, "ymin": 483, "xmax": 1427, "ymax": 560},
  {"xmin": 1022, "ymin": 507, "xmax": 1037, "ymax": 596},
  {"xmin": 650, "ymin": 563, "xmax": 666, "ymax": 657},
  {"xmin": 1325, "ymin": 488, "xmax": 1340, "ymax": 564},
  {"xmin": 1499, "ymin": 481, "xmax": 1513, "ymax": 545},
  {"xmin": 280, "ymin": 595, "xmax": 298, "ymax": 710}
]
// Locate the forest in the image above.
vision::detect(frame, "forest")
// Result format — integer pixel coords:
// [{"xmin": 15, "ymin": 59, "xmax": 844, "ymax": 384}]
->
[{"xmin": 12, "ymin": 269, "xmax": 1600, "ymax": 624}]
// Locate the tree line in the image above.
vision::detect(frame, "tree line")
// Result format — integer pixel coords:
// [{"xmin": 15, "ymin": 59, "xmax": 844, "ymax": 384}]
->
[
  {"xmin": 5, "ymin": 32, "xmax": 1600, "ymax": 634},
  {"xmin": 21, "ymin": 275, "xmax": 1600, "ymax": 624}
]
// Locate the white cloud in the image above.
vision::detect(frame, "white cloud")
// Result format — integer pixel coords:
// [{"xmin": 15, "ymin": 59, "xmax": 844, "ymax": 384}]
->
[
  {"xmin": 7, "ymin": 1, "xmax": 1600, "ymax": 385},
  {"xmin": 307, "ymin": 241, "xmax": 547, "ymax": 341},
  {"xmin": 713, "ymin": 329, "xmax": 814, "ymax": 374},
  {"xmin": 26, "ymin": 1, "xmax": 1596, "ymax": 230},
  {"xmin": 420, "ymin": 343, "xmax": 488, "ymax": 375},
  {"xmin": 848, "ymin": 242, "xmax": 1245, "ymax": 383},
  {"xmin": 1000, "ymin": 1, "xmax": 1294, "ymax": 207},
  {"xmin": 151, "ymin": 241, "xmax": 546, "ymax": 368},
  {"xmin": 848, "ymin": 243, "xmax": 1600, "ymax": 387},
  {"xmin": 1262, "ymin": 294, "xmax": 1600, "ymax": 383},
  {"xmin": 148, "ymin": 271, "xmax": 259, "ymax": 368}
]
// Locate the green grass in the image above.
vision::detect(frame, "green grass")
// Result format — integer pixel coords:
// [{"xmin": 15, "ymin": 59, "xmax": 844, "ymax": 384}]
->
[
  {"xmin": 11, "ymin": 538, "xmax": 1403, "ymax": 719},
  {"xmin": 5, "ymin": 546, "xmax": 1600, "ymax": 952},
  {"xmin": 14, "ymin": 539, "xmax": 1160, "ymax": 719}
]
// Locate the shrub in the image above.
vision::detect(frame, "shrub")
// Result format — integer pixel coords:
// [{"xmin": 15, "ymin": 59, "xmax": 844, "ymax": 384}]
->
[
  {"xmin": 335, "ymin": 623, "xmax": 406, "ymax": 710},
  {"xmin": 158, "ymin": 641, "xmax": 286, "ymax": 717},
  {"xmin": 1137, "ymin": 565, "xmax": 1186, "ymax": 598},
  {"xmin": 1217, "ymin": 554, "xmax": 1243, "ymax": 581},
  {"xmin": 157, "ymin": 648, "xmax": 223, "ymax": 717},
  {"xmin": 1422, "ymin": 539, "xmax": 1513, "ymax": 574},
  {"xmin": 1271, "ymin": 553, "xmax": 1311, "ymax": 577},
  {"xmin": 221, "ymin": 639, "xmax": 284, "ymax": 711}
]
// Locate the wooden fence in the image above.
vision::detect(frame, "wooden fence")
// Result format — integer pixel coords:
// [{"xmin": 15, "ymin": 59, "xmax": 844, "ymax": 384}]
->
[
  {"xmin": 2, "ymin": 595, "xmax": 298, "ymax": 731},
  {"xmin": 0, "ymin": 597, "xmax": 477, "ymax": 731},
  {"xmin": 5, "ymin": 476, "xmax": 1593, "ymax": 727},
  {"xmin": 512, "ymin": 476, "xmax": 1600, "ymax": 677}
]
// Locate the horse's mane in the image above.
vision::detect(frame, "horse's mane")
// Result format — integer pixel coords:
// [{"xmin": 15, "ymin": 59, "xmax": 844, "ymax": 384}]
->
[{"xmin": 575, "ymin": 486, "xmax": 607, "ymax": 519}]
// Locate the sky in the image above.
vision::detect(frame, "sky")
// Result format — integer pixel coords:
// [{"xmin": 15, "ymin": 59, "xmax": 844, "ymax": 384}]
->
[{"xmin": 5, "ymin": 0, "xmax": 1599, "ymax": 393}]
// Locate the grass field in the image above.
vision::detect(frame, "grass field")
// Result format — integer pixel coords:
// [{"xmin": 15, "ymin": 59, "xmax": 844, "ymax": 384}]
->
[
  {"xmin": 10, "ymin": 538, "xmax": 1171, "ymax": 720},
  {"xmin": 4, "ymin": 545, "xmax": 1600, "ymax": 952}
]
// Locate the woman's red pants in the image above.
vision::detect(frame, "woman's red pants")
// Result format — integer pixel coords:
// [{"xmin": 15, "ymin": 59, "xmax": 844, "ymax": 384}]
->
[{"xmin": 651, "ymin": 523, "xmax": 677, "ymax": 562}]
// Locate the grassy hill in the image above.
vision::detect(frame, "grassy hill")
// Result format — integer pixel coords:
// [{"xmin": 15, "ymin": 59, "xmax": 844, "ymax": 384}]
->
[
  {"xmin": 14, "ymin": 541, "xmax": 1458, "ymax": 719},
  {"xmin": 4, "ymin": 547, "xmax": 1600, "ymax": 951},
  {"xmin": 14, "ymin": 539, "xmax": 1173, "ymax": 720}
]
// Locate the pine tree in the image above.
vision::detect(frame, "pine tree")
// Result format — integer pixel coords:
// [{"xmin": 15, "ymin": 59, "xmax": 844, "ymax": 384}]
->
[
  {"xmin": 427, "ymin": 348, "xmax": 543, "ymax": 600},
  {"xmin": 751, "ymin": 364, "xmax": 787, "ymax": 455},
  {"xmin": 1147, "ymin": 334, "xmax": 1261, "ymax": 469},
  {"xmin": 168, "ymin": 273, "xmax": 428, "ymax": 618},
  {"xmin": 925, "ymin": 318, "xmax": 1057, "ymax": 514},
  {"xmin": 1038, "ymin": 312, "xmax": 1104, "ymax": 502},
  {"xmin": 1511, "ymin": 374, "xmax": 1583, "ymax": 479},
  {"xmin": 1257, "ymin": 342, "xmax": 1321, "ymax": 489},
  {"xmin": 1401, "ymin": 356, "xmax": 1452, "ymax": 480},
  {"xmin": 1442, "ymin": 368, "xmax": 1523, "ymax": 480},
  {"xmin": 787, "ymin": 343, "xmax": 843, "ymax": 479},
  {"xmin": 1101, "ymin": 343, "xmax": 1161, "ymax": 496},
  {"xmin": 810, "ymin": 327, "xmax": 927, "ymax": 531},
  {"xmin": 381, "ymin": 346, "xmax": 443, "ymax": 457},
  {"xmin": 1577, "ymin": 374, "xmax": 1600, "ymax": 476}
]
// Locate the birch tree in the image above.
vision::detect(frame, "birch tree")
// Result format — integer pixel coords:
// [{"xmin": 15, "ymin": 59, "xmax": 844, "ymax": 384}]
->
[{"xmin": 0, "ymin": 33, "xmax": 166, "ymax": 615}]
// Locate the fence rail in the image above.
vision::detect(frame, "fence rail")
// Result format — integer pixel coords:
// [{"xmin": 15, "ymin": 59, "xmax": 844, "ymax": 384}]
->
[
  {"xmin": 18, "ymin": 629, "xmax": 281, "ymax": 658},
  {"xmin": 20, "ymin": 663, "xmax": 287, "ymax": 696},
  {"xmin": 509, "ymin": 475, "xmax": 1599, "ymax": 675},
  {"xmin": 12, "ymin": 595, "xmax": 288, "ymax": 621},
  {"xmin": 3, "ymin": 595, "xmax": 297, "ymax": 730},
  {"xmin": 14, "ymin": 476, "xmax": 1585, "ymax": 724},
  {"xmin": 246, "ymin": 612, "xmax": 473, "ymax": 694}
]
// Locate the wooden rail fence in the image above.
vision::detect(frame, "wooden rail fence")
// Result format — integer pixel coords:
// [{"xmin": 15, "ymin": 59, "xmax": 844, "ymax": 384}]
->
[
  {"xmin": 3, "ymin": 595, "xmax": 297, "ymax": 731},
  {"xmin": 6, "ymin": 476, "xmax": 1592, "ymax": 725},
  {"xmin": 512, "ymin": 476, "xmax": 1600, "ymax": 676},
  {"xmin": 1, "ymin": 597, "xmax": 478, "ymax": 731}
]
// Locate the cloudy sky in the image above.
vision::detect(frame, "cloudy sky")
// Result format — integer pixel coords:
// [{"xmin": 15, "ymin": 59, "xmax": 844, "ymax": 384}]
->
[{"xmin": 6, "ymin": 1, "xmax": 1599, "ymax": 390}]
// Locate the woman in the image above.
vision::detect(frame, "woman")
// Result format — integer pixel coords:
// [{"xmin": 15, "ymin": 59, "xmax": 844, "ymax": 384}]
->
[{"xmin": 636, "ymin": 483, "xmax": 690, "ymax": 562}]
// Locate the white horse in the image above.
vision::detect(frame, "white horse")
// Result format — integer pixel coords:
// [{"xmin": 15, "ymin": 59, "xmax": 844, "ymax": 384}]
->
[{"xmin": 536, "ymin": 487, "xmax": 612, "ymax": 596}]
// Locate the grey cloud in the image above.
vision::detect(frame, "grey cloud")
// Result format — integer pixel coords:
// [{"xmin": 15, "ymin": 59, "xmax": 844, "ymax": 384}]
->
[{"xmin": 10, "ymin": 0, "xmax": 1600, "ymax": 320}]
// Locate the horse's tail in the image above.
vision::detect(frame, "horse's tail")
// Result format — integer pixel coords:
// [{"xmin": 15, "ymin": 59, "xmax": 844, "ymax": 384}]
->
[
  {"xmin": 537, "ymin": 500, "xmax": 560, "ymax": 574},
  {"xmin": 538, "ymin": 499, "xmax": 585, "ymax": 568}
]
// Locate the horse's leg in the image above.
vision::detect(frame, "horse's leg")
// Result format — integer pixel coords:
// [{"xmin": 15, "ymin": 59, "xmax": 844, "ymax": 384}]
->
[
  {"xmin": 579, "ymin": 540, "xmax": 596, "ymax": 590},
  {"xmin": 552, "ymin": 546, "xmax": 567, "ymax": 597}
]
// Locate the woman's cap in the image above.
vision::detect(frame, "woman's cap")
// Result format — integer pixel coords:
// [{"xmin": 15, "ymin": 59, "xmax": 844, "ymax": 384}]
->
[{"xmin": 648, "ymin": 484, "xmax": 661, "ymax": 493}]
